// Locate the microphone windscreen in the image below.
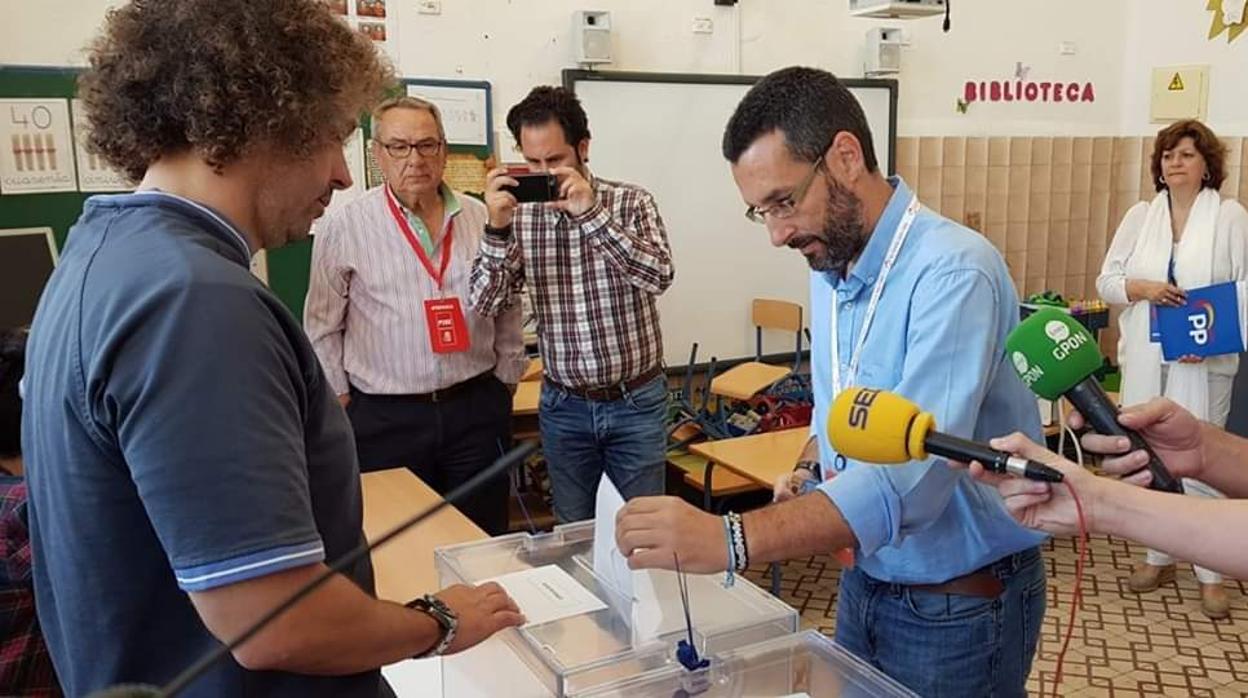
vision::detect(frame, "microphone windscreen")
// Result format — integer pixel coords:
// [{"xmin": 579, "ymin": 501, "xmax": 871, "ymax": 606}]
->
[
  {"xmin": 1005, "ymin": 307, "xmax": 1103, "ymax": 400},
  {"xmin": 828, "ymin": 387, "xmax": 929, "ymax": 464}
]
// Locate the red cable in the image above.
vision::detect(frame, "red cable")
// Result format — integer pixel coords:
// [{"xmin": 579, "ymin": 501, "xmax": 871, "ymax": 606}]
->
[{"xmin": 1045, "ymin": 480, "xmax": 1089, "ymax": 698}]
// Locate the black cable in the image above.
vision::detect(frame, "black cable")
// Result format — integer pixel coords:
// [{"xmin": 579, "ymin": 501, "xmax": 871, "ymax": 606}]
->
[
  {"xmin": 943, "ymin": 0, "xmax": 951, "ymax": 32},
  {"xmin": 154, "ymin": 439, "xmax": 538, "ymax": 697}
]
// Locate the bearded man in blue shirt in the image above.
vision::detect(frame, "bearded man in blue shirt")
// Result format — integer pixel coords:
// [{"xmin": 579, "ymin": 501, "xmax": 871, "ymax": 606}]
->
[{"xmin": 616, "ymin": 66, "xmax": 1047, "ymax": 697}]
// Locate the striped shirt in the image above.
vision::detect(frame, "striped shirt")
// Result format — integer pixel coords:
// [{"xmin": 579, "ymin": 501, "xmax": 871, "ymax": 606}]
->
[
  {"xmin": 306, "ymin": 186, "xmax": 526, "ymax": 395},
  {"xmin": 471, "ymin": 175, "xmax": 674, "ymax": 389}
]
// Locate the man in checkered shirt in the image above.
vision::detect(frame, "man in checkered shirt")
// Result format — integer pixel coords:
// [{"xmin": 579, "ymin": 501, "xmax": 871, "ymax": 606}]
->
[{"xmin": 471, "ymin": 86, "xmax": 675, "ymax": 522}]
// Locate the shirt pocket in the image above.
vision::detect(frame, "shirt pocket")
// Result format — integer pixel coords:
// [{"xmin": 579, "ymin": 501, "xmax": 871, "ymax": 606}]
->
[{"xmin": 855, "ymin": 357, "xmax": 902, "ymax": 389}]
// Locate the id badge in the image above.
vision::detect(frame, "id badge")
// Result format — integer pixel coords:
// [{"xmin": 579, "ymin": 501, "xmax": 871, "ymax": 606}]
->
[{"xmin": 424, "ymin": 297, "xmax": 470, "ymax": 353}]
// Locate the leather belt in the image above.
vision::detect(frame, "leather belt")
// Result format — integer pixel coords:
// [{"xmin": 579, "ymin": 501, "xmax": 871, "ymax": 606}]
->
[
  {"xmin": 544, "ymin": 365, "xmax": 663, "ymax": 402},
  {"xmin": 352, "ymin": 370, "xmax": 494, "ymax": 404},
  {"xmin": 910, "ymin": 568, "xmax": 1004, "ymax": 598}
]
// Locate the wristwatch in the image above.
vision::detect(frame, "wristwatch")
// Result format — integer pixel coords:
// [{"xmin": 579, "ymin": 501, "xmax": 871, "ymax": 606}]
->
[
  {"xmin": 406, "ymin": 594, "xmax": 458, "ymax": 658},
  {"xmin": 793, "ymin": 460, "xmax": 821, "ymax": 478},
  {"xmin": 483, "ymin": 222, "xmax": 513, "ymax": 240}
]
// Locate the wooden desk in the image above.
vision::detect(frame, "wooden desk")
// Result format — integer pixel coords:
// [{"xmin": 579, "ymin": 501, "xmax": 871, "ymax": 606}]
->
[
  {"xmin": 520, "ymin": 358, "xmax": 543, "ymax": 382},
  {"xmin": 512, "ymin": 381, "xmax": 540, "ymax": 416},
  {"xmin": 689, "ymin": 428, "xmax": 809, "ymax": 596},
  {"xmin": 362, "ymin": 469, "xmax": 487, "ymax": 602},
  {"xmin": 511, "ymin": 380, "xmax": 541, "ymax": 440},
  {"xmin": 689, "ymin": 428, "xmax": 810, "ymax": 491}
]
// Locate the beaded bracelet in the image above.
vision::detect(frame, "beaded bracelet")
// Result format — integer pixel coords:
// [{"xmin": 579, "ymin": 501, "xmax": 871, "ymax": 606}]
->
[
  {"xmin": 721, "ymin": 514, "xmax": 737, "ymax": 587},
  {"xmin": 726, "ymin": 511, "xmax": 749, "ymax": 572}
]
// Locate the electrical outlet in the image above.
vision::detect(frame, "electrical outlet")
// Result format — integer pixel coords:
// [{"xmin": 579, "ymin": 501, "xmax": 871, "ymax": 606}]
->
[
  {"xmin": 1058, "ymin": 41, "xmax": 1077, "ymax": 55},
  {"xmin": 418, "ymin": 0, "xmax": 442, "ymax": 15},
  {"xmin": 692, "ymin": 17, "xmax": 713, "ymax": 34}
]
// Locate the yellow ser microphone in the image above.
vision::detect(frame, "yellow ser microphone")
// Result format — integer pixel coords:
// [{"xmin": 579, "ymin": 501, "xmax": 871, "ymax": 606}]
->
[{"xmin": 828, "ymin": 388, "xmax": 1064, "ymax": 483}]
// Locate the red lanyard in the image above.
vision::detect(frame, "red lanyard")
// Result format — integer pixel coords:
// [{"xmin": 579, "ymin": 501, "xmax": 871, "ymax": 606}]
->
[{"xmin": 384, "ymin": 186, "xmax": 454, "ymax": 291}]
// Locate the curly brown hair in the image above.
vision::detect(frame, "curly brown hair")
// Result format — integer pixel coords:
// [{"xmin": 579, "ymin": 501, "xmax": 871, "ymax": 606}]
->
[
  {"xmin": 79, "ymin": 0, "xmax": 395, "ymax": 181},
  {"xmin": 1150, "ymin": 119, "xmax": 1227, "ymax": 193}
]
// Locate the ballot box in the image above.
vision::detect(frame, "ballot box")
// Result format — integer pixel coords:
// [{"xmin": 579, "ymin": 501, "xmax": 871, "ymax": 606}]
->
[
  {"xmin": 573, "ymin": 629, "xmax": 917, "ymax": 698},
  {"xmin": 434, "ymin": 521, "xmax": 798, "ymax": 697}
]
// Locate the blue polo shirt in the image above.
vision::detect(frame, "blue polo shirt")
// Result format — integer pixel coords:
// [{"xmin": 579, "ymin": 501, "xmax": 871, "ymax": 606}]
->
[
  {"xmin": 22, "ymin": 192, "xmax": 380, "ymax": 697},
  {"xmin": 813, "ymin": 177, "xmax": 1047, "ymax": 584}
]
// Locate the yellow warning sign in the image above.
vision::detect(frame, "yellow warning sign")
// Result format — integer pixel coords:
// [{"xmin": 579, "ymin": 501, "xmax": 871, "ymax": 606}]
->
[{"xmin": 1168, "ymin": 73, "xmax": 1185, "ymax": 91}]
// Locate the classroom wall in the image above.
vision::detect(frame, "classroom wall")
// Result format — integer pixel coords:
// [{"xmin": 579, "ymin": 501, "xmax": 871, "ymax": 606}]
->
[
  {"xmin": 391, "ymin": 0, "xmax": 1128, "ymax": 139},
  {"xmin": 0, "ymin": 1, "xmax": 121, "ymax": 67},
  {"xmin": 6, "ymin": 0, "xmax": 1247, "ymax": 359},
  {"xmin": 11, "ymin": 2, "xmax": 1248, "ymax": 139},
  {"xmin": 5, "ymin": 0, "xmax": 1129, "ymax": 138},
  {"xmin": 1119, "ymin": 2, "xmax": 1248, "ymax": 136}
]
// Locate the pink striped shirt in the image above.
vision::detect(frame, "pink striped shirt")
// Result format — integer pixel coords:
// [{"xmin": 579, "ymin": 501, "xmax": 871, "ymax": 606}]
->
[{"xmin": 305, "ymin": 186, "xmax": 526, "ymax": 395}]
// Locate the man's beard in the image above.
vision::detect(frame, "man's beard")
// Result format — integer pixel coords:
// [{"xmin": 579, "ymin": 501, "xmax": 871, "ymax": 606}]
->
[{"xmin": 787, "ymin": 175, "xmax": 867, "ymax": 276}]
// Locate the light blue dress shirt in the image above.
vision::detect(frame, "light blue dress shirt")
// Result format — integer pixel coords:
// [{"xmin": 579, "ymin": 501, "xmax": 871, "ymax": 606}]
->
[{"xmin": 814, "ymin": 176, "xmax": 1047, "ymax": 584}]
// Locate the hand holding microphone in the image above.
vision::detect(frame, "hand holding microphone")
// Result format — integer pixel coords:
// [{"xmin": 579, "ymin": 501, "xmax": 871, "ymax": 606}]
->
[
  {"xmin": 1069, "ymin": 396, "xmax": 1210, "ymax": 486},
  {"xmin": 1004, "ymin": 308, "xmax": 1184, "ymax": 493},
  {"xmin": 826, "ymin": 387, "xmax": 1064, "ymax": 483}
]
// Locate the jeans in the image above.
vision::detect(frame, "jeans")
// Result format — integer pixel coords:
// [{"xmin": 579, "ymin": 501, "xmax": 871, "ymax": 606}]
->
[
  {"xmin": 539, "ymin": 375, "xmax": 668, "ymax": 522},
  {"xmin": 835, "ymin": 547, "xmax": 1046, "ymax": 697}
]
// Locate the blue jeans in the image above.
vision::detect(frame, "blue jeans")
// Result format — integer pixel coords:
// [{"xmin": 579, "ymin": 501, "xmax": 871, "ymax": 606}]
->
[
  {"xmin": 835, "ymin": 547, "xmax": 1045, "ymax": 697},
  {"xmin": 539, "ymin": 375, "xmax": 668, "ymax": 522}
]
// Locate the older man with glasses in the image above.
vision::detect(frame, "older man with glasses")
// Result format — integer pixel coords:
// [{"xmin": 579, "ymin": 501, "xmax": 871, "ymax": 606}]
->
[{"xmin": 305, "ymin": 96, "xmax": 525, "ymax": 535}]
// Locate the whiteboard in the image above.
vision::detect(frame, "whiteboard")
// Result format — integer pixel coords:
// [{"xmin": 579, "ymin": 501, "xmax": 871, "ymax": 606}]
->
[{"xmin": 565, "ymin": 71, "xmax": 897, "ymax": 367}]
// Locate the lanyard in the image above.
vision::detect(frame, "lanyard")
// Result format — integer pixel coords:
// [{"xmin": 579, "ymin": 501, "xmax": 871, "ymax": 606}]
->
[
  {"xmin": 830, "ymin": 195, "xmax": 921, "ymax": 396},
  {"xmin": 384, "ymin": 185, "xmax": 454, "ymax": 291}
]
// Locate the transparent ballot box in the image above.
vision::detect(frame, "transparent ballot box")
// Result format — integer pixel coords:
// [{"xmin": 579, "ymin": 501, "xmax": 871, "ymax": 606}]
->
[
  {"xmin": 434, "ymin": 521, "xmax": 798, "ymax": 697},
  {"xmin": 574, "ymin": 629, "xmax": 918, "ymax": 698}
]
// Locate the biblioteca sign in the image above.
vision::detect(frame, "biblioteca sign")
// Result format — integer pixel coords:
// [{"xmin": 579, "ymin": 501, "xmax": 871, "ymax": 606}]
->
[{"xmin": 963, "ymin": 78, "xmax": 1096, "ymax": 104}]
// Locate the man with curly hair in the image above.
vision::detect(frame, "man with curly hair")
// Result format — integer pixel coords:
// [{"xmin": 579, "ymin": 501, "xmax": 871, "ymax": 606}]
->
[
  {"xmin": 20, "ymin": 2, "xmax": 522, "ymax": 696},
  {"xmin": 472, "ymin": 86, "xmax": 674, "ymax": 523}
]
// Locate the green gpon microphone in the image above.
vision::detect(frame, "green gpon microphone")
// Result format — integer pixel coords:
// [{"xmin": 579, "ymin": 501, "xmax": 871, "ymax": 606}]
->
[{"xmin": 1005, "ymin": 307, "xmax": 1184, "ymax": 494}]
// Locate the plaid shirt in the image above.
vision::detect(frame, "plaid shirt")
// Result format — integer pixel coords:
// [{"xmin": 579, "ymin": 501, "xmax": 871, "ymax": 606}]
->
[
  {"xmin": 0, "ymin": 478, "xmax": 59, "ymax": 696},
  {"xmin": 471, "ymin": 176, "xmax": 674, "ymax": 389}
]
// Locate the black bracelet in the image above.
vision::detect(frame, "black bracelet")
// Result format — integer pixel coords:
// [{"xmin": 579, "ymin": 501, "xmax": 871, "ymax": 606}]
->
[
  {"xmin": 483, "ymin": 222, "xmax": 513, "ymax": 239},
  {"xmin": 794, "ymin": 460, "xmax": 821, "ymax": 478}
]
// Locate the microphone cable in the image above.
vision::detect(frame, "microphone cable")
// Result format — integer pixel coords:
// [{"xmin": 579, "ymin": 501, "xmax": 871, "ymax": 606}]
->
[{"xmin": 1044, "ymin": 477, "xmax": 1089, "ymax": 698}]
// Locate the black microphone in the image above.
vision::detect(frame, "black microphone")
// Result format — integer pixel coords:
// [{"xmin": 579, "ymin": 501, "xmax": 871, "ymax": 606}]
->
[
  {"xmin": 89, "ymin": 439, "xmax": 538, "ymax": 698},
  {"xmin": 1006, "ymin": 308, "xmax": 1184, "ymax": 493},
  {"xmin": 87, "ymin": 686, "xmax": 162, "ymax": 697}
]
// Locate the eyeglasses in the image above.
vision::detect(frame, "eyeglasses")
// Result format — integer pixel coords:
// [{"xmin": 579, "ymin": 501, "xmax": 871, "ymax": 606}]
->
[
  {"xmin": 380, "ymin": 139, "xmax": 444, "ymax": 159},
  {"xmin": 745, "ymin": 159, "xmax": 823, "ymax": 224}
]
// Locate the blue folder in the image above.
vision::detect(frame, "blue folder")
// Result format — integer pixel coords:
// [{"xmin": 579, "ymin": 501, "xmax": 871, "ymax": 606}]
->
[{"xmin": 1155, "ymin": 282, "xmax": 1245, "ymax": 360}]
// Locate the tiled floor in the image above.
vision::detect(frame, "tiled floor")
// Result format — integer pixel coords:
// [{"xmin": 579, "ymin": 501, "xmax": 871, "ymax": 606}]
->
[{"xmin": 743, "ymin": 535, "xmax": 1248, "ymax": 697}]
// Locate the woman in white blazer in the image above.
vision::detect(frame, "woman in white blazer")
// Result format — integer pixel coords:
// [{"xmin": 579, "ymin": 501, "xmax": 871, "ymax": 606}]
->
[{"xmin": 1097, "ymin": 119, "xmax": 1248, "ymax": 619}]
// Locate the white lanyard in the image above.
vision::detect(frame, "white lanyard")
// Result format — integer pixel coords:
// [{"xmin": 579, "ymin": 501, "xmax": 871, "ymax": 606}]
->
[{"xmin": 831, "ymin": 195, "xmax": 921, "ymax": 396}]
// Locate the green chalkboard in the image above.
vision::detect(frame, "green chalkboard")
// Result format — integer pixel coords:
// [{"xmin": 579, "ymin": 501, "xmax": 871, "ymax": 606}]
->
[
  {"xmin": 267, "ymin": 240, "xmax": 315, "ymax": 319},
  {"xmin": 0, "ymin": 67, "xmax": 94, "ymax": 251},
  {"xmin": 0, "ymin": 67, "xmax": 494, "ymax": 323}
]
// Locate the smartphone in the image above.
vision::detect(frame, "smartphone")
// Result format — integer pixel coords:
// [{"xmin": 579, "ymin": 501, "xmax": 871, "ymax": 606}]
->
[{"xmin": 503, "ymin": 172, "xmax": 559, "ymax": 203}]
